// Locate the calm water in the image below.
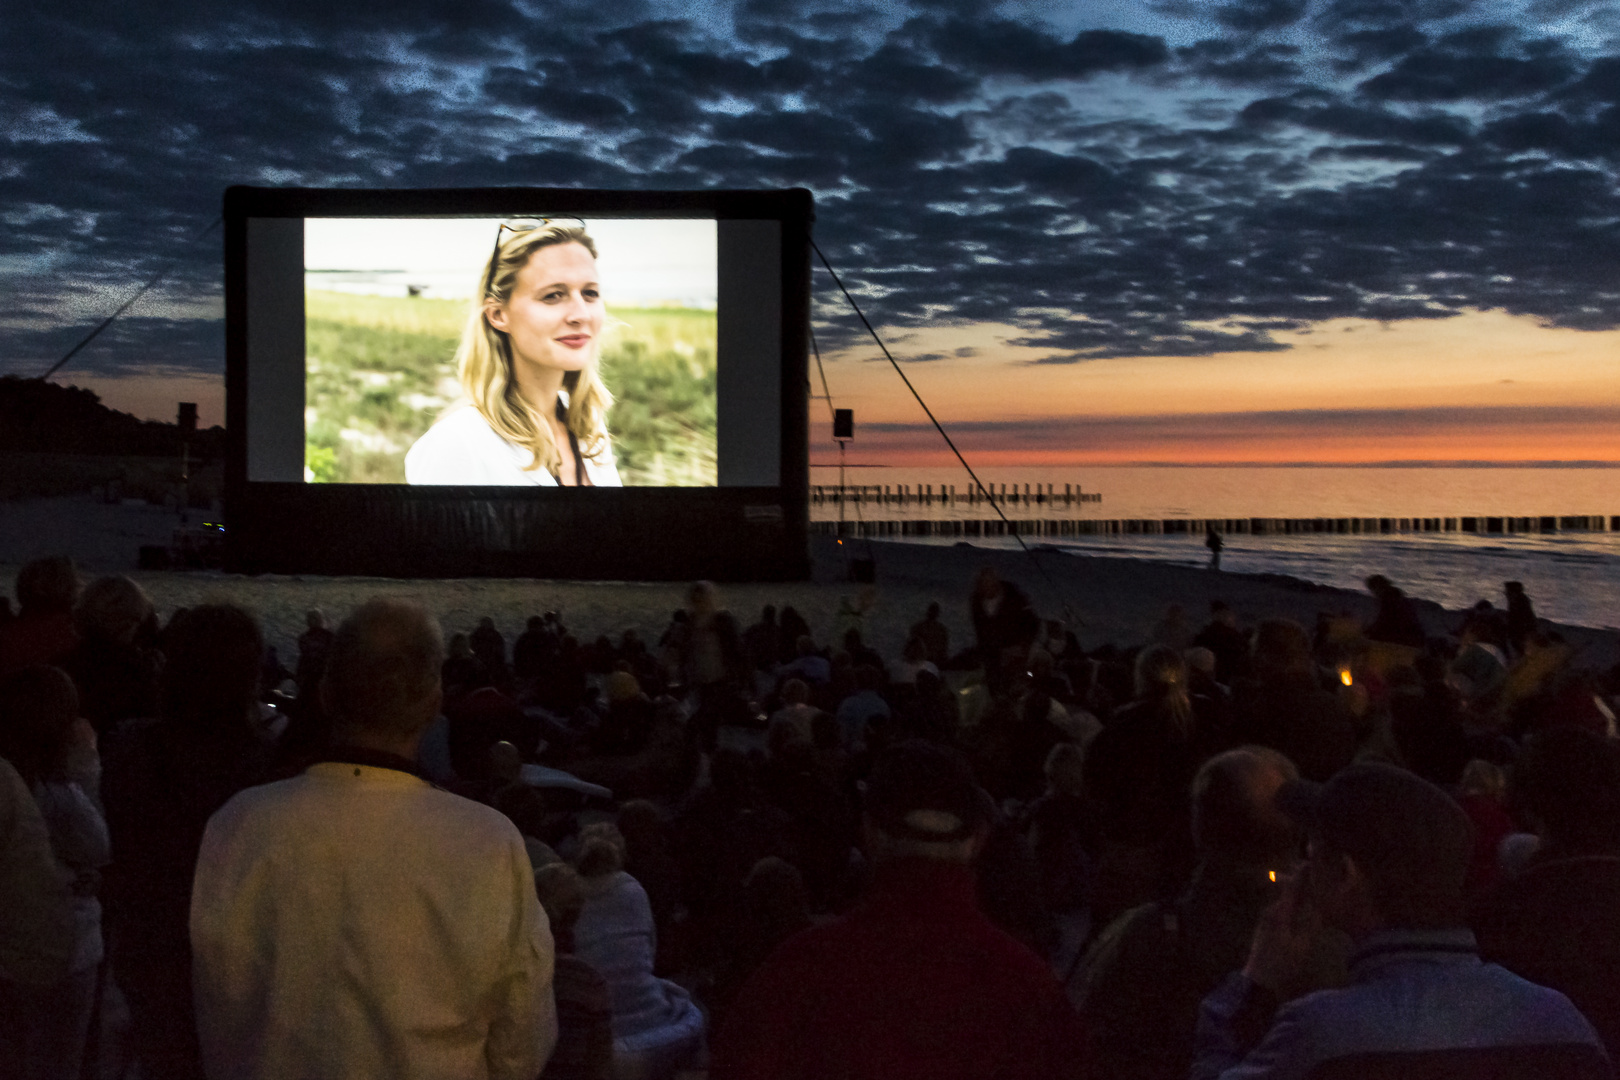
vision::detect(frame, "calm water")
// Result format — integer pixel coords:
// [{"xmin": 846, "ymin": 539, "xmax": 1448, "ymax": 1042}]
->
[{"xmin": 809, "ymin": 466, "xmax": 1620, "ymax": 630}]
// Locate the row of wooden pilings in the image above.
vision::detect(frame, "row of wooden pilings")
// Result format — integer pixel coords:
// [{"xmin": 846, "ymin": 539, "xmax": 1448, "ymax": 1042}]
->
[
  {"xmin": 810, "ymin": 515, "xmax": 1620, "ymax": 539},
  {"xmin": 810, "ymin": 482, "xmax": 1103, "ymax": 507}
]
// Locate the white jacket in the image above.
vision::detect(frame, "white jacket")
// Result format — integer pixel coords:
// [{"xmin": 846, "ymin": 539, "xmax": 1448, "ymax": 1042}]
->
[{"xmin": 191, "ymin": 761, "xmax": 557, "ymax": 1080}]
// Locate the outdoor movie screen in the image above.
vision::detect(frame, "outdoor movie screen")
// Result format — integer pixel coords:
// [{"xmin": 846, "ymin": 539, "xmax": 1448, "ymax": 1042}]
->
[{"xmin": 303, "ymin": 217, "xmax": 719, "ymax": 488}]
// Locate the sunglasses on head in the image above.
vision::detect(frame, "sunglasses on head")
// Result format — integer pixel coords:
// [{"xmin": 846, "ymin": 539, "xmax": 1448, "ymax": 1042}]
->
[{"xmin": 484, "ymin": 216, "xmax": 587, "ymax": 299}]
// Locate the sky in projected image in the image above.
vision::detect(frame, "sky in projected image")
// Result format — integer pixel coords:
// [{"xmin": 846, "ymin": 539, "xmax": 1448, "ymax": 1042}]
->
[
  {"xmin": 304, "ymin": 218, "xmax": 716, "ymax": 307},
  {"xmin": 4, "ymin": 0, "xmax": 1619, "ymax": 464}
]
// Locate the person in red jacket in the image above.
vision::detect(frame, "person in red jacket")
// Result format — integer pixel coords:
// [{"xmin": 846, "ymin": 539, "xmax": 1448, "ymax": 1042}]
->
[{"xmin": 711, "ymin": 739, "xmax": 1087, "ymax": 1080}]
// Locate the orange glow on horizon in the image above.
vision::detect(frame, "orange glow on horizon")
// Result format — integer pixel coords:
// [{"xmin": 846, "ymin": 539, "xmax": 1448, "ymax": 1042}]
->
[{"xmin": 818, "ymin": 309, "xmax": 1620, "ymax": 466}]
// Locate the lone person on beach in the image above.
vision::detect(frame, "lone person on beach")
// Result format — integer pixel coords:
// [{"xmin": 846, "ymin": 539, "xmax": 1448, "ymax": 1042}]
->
[
  {"xmin": 1205, "ymin": 527, "xmax": 1223, "ymax": 571},
  {"xmin": 1504, "ymin": 581, "xmax": 1538, "ymax": 658}
]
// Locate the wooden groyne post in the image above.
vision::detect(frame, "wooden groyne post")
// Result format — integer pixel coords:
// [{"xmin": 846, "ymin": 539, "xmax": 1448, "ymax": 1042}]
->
[{"xmin": 809, "ymin": 515, "xmax": 1620, "ymax": 538}]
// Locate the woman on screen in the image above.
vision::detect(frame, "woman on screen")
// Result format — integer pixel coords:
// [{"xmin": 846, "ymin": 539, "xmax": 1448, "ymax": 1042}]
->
[{"xmin": 405, "ymin": 219, "xmax": 622, "ymax": 486}]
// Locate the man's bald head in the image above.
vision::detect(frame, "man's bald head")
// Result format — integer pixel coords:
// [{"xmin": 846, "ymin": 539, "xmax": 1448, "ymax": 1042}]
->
[
  {"xmin": 1191, "ymin": 746, "xmax": 1301, "ymax": 867},
  {"xmin": 322, "ymin": 599, "xmax": 445, "ymax": 739}
]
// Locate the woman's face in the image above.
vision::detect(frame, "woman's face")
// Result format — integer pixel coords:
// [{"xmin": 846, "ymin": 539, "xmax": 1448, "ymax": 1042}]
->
[{"xmin": 486, "ymin": 240, "xmax": 604, "ymax": 382}]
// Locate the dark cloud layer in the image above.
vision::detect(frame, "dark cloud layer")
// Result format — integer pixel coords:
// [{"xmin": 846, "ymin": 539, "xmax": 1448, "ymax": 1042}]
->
[{"xmin": 2, "ymin": 0, "xmax": 1619, "ymax": 380}]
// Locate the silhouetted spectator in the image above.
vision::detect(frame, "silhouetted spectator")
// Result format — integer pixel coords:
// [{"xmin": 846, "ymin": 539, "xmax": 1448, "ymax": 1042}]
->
[
  {"xmin": 101, "ymin": 604, "xmax": 273, "ymax": 1080},
  {"xmin": 0, "ymin": 557, "xmax": 80, "ymax": 676},
  {"xmin": 768, "ymin": 678, "xmax": 819, "ymax": 743},
  {"xmin": 535, "ymin": 862, "xmax": 615, "ymax": 1080},
  {"xmin": 762, "ymin": 736, "xmax": 857, "ymax": 914},
  {"xmin": 573, "ymin": 823, "xmax": 706, "ymax": 1080},
  {"xmin": 512, "ymin": 615, "xmax": 553, "ymax": 680},
  {"xmin": 1505, "ymin": 580, "xmax": 1538, "ymax": 658},
  {"xmin": 1387, "ymin": 657, "xmax": 1472, "ymax": 786},
  {"xmin": 708, "ymin": 857, "xmax": 814, "ymax": 1031},
  {"xmin": 713, "ymin": 740, "xmax": 1086, "ymax": 1080},
  {"xmin": 616, "ymin": 800, "xmax": 682, "ymax": 970},
  {"xmin": 664, "ymin": 582, "xmax": 746, "ymax": 750},
  {"xmin": 1230, "ymin": 619, "xmax": 1357, "ymax": 783},
  {"xmin": 776, "ymin": 607, "xmax": 811, "ymax": 665},
  {"xmin": 975, "ymin": 809, "xmax": 1059, "ymax": 961},
  {"xmin": 1193, "ymin": 601, "xmax": 1249, "ymax": 685},
  {"xmin": 447, "ymin": 683, "xmax": 537, "ymax": 781},
  {"xmin": 1082, "ymin": 645, "xmax": 1219, "ymax": 925},
  {"xmin": 971, "ymin": 567, "xmax": 1041, "ymax": 691},
  {"xmin": 742, "ymin": 605, "xmax": 779, "ymax": 673},
  {"xmin": 441, "ymin": 632, "xmax": 489, "ymax": 698},
  {"xmin": 1076, "ymin": 746, "xmax": 1306, "ymax": 1080},
  {"xmin": 62, "ymin": 575, "xmax": 160, "ymax": 737},
  {"xmin": 1451, "ymin": 611, "xmax": 1508, "ymax": 703},
  {"xmin": 1454, "ymin": 758, "xmax": 1516, "ymax": 897},
  {"xmin": 675, "ymin": 749, "xmax": 792, "ymax": 980},
  {"xmin": 893, "ymin": 668, "xmax": 958, "ymax": 744},
  {"xmin": 293, "ymin": 608, "xmax": 334, "ymax": 700},
  {"xmin": 1364, "ymin": 574, "xmax": 1426, "ymax": 649},
  {"xmin": 1151, "ymin": 604, "xmax": 1193, "ymax": 653},
  {"xmin": 835, "ymin": 664, "xmax": 889, "ymax": 751},
  {"xmin": 590, "ymin": 672, "xmax": 655, "ymax": 756},
  {"xmin": 0, "ymin": 666, "xmax": 109, "ymax": 1080},
  {"xmin": 1022, "ymin": 742, "xmax": 1098, "ymax": 921},
  {"xmin": 1475, "ymin": 727, "xmax": 1620, "ymax": 1062},
  {"xmin": 471, "ymin": 615, "xmax": 508, "ymax": 678},
  {"xmin": 909, "ymin": 601, "xmax": 950, "ymax": 667},
  {"xmin": 0, "ymin": 755, "xmax": 76, "ymax": 1058}
]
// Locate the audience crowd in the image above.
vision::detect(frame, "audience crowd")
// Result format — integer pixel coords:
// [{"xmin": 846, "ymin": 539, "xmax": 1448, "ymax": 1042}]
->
[{"xmin": 2, "ymin": 553, "xmax": 1620, "ymax": 1079}]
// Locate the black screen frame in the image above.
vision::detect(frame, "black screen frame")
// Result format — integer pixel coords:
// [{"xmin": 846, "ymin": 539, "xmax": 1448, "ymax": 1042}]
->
[{"xmin": 223, "ymin": 185, "xmax": 812, "ymax": 581}]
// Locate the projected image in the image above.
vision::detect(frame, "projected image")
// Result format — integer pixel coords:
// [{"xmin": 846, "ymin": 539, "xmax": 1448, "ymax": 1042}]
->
[{"xmin": 304, "ymin": 217, "xmax": 718, "ymax": 486}]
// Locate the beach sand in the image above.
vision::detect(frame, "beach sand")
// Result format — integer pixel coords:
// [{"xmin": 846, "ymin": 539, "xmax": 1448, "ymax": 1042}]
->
[{"xmin": 3, "ymin": 493, "xmax": 1616, "ymax": 670}]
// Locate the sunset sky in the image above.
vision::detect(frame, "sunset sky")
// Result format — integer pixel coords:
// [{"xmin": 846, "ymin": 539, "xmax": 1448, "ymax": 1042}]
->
[{"xmin": 4, "ymin": 0, "xmax": 1619, "ymax": 467}]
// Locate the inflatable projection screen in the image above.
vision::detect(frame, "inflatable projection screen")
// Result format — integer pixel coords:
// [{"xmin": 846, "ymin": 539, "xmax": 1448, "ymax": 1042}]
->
[{"xmin": 224, "ymin": 186, "xmax": 812, "ymax": 580}]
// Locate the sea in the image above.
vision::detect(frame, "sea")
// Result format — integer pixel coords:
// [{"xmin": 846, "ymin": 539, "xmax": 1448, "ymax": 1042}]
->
[{"xmin": 808, "ymin": 465, "xmax": 1620, "ymax": 632}]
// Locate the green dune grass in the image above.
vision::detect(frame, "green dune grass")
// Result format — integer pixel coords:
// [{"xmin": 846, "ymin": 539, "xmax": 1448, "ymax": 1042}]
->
[{"xmin": 304, "ymin": 290, "xmax": 717, "ymax": 486}]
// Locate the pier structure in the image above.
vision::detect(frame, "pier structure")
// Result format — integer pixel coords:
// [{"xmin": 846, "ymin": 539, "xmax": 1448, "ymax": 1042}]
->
[{"xmin": 810, "ymin": 482, "xmax": 1103, "ymax": 513}]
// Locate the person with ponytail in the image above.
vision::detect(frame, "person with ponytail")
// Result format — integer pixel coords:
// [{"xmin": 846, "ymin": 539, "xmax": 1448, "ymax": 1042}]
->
[
  {"xmin": 406, "ymin": 218, "xmax": 621, "ymax": 486},
  {"xmin": 1080, "ymin": 645, "xmax": 1230, "ymax": 930}
]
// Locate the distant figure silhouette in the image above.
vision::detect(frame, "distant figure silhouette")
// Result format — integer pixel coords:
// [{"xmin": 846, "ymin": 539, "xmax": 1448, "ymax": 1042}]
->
[
  {"xmin": 1504, "ymin": 581, "xmax": 1538, "ymax": 658},
  {"xmin": 1363, "ymin": 575, "xmax": 1425, "ymax": 649},
  {"xmin": 1204, "ymin": 528, "xmax": 1223, "ymax": 571}
]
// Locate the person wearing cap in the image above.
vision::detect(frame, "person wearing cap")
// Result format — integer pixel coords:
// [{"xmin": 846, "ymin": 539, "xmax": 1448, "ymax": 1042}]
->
[
  {"xmin": 1192, "ymin": 761, "xmax": 1609, "ymax": 1080},
  {"xmin": 710, "ymin": 740, "xmax": 1086, "ymax": 1080}
]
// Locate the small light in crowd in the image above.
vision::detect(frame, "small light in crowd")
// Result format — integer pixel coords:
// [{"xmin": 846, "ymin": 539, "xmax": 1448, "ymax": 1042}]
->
[
  {"xmin": 1269, "ymin": 870, "xmax": 1277, "ymax": 883},
  {"xmin": 1339, "ymin": 667, "xmax": 1353, "ymax": 686}
]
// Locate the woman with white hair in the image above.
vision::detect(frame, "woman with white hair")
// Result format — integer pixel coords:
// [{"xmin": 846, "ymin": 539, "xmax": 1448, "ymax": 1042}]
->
[{"xmin": 406, "ymin": 218, "xmax": 621, "ymax": 486}]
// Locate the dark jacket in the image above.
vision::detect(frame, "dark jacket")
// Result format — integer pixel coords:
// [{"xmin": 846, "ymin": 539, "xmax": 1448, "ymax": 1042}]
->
[
  {"xmin": 1076, "ymin": 862, "xmax": 1284, "ymax": 1080},
  {"xmin": 1475, "ymin": 852, "xmax": 1620, "ymax": 1064}
]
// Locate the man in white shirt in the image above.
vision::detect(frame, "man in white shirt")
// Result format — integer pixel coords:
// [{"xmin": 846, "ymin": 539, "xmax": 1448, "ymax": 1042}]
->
[{"xmin": 191, "ymin": 598, "xmax": 557, "ymax": 1080}]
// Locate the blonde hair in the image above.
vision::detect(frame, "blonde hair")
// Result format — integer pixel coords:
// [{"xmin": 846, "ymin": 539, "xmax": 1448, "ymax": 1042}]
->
[
  {"xmin": 457, "ymin": 222, "xmax": 614, "ymax": 478},
  {"xmin": 1134, "ymin": 644, "xmax": 1195, "ymax": 739}
]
